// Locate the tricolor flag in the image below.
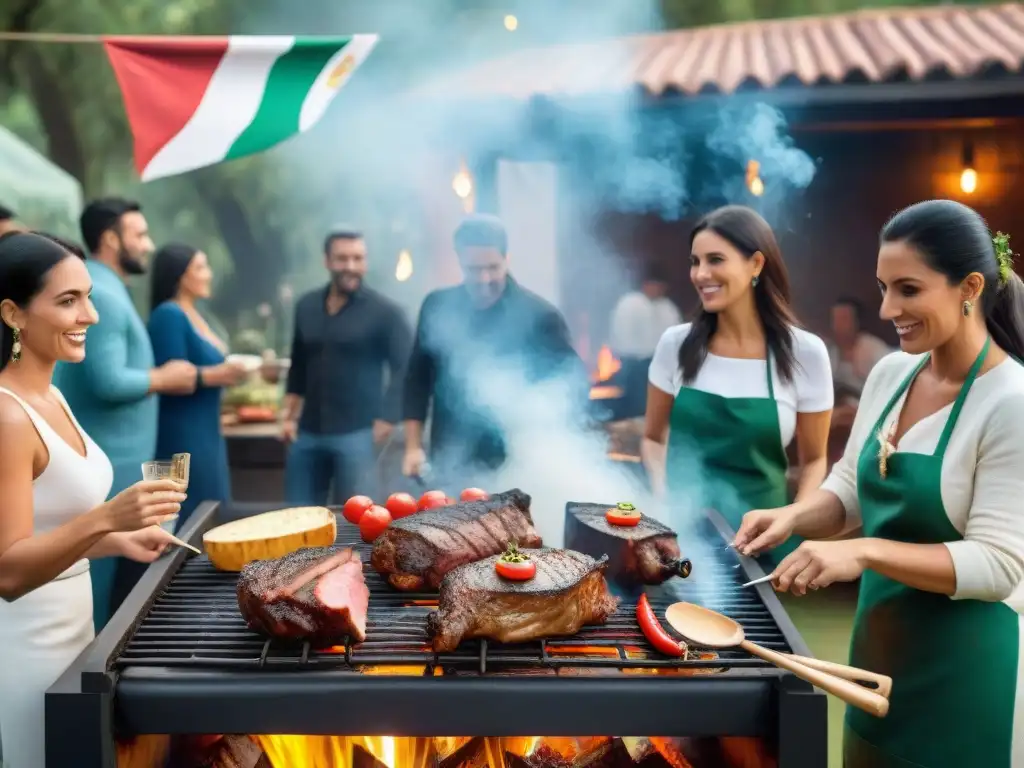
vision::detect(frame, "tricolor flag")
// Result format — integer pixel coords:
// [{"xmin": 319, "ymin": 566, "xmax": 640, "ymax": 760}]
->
[{"xmin": 103, "ymin": 35, "xmax": 378, "ymax": 182}]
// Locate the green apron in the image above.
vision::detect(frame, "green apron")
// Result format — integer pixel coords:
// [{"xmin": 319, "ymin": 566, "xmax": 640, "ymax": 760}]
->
[
  {"xmin": 667, "ymin": 351, "xmax": 799, "ymax": 564},
  {"xmin": 845, "ymin": 338, "xmax": 1020, "ymax": 767}
]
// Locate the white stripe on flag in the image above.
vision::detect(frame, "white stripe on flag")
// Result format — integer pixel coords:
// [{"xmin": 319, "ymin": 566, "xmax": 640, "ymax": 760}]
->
[
  {"xmin": 141, "ymin": 35, "xmax": 296, "ymax": 181},
  {"xmin": 298, "ymin": 34, "xmax": 379, "ymax": 132}
]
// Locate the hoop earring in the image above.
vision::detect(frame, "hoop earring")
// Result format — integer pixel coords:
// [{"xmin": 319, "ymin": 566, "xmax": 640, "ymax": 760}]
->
[
  {"xmin": 752, "ymin": 276, "xmax": 760, "ymax": 287},
  {"xmin": 10, "ymin": 327, "xmax": 21, "ymax": 363},
  {"xmin": 962, "ymin": 300, "xmax": 973, "ymax": 317}
]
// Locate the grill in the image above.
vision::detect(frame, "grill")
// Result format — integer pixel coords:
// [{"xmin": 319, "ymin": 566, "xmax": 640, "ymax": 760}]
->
[{"xmin": 46, "ymin": 500, "xmax": 827, "ymax": 768}]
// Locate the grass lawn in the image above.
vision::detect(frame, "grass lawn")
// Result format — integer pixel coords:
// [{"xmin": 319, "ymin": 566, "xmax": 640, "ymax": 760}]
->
[{"xmin": 777, "ymin": 583, "xmax": 859, "ymax": 768}]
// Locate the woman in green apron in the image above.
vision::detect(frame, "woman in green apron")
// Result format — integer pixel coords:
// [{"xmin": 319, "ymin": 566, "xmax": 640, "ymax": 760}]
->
[
  {"xmin": 735, "ymin": 199, "xmax": 1024, "ymax": 767},
  {"xmin": 643, "ymin": 205, "xmax": 833, "ymax": 566}
]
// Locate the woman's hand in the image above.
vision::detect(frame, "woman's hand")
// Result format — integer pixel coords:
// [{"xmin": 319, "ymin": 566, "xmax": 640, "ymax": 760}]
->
[
  {"xmin": 771, "ymin": 539, "xmax": 871, "ymax": 595},
  {"xmin": 734, "ymin": 506, "xmax": 799, "ymax": 556},
  {"xmin": 114, "ymin": 526, "xmax": 176, "ymax": 563},
  {"xmin": 95, "ymin": 479, "xmax": 185, "ymax": 533}
]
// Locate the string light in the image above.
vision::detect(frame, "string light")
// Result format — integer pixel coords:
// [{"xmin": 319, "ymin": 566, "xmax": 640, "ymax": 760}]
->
[
  {"xmin": 504, "ymin": 14, "xmax": 518, "ymax": 31},
  {"xmin": 746, "ymin": 159, "xmax": 764, "ymax": 197},
  {"xmin": 395, "ymin": 250, "xmax": 413, "ymax": 282},
  {"xmin": 452, "ymin": 167, "xmax": 473, "ymax": 199}
]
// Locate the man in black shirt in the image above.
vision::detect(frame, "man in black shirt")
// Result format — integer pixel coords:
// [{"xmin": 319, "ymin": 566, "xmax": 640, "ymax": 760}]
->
[
  {"xmin": 283, "ymin": 227, "xmax": 411, "ymax": 504},
  {"xmin": 402, "ymin": 214, "xmax": 588, "ymax": 487}
]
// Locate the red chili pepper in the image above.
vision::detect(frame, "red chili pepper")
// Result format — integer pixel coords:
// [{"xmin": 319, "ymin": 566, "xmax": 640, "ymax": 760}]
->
[{"xmin": 636, "ymin": 594, "xmax": 686, "ymax": 657}]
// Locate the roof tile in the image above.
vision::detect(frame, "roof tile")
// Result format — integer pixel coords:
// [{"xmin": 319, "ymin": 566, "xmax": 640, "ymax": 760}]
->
[{"xmin": 416, "ymin": 3, "xmax": 1024, "ymax": 99}]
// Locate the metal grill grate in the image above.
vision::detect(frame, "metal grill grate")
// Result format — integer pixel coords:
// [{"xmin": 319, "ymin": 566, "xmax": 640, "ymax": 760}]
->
[{"xmin": 115, "ymin": 517, "xmax": 791, "ymax": 675}]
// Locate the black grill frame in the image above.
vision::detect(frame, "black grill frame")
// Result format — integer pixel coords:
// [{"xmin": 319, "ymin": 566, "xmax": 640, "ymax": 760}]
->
[{"xmin": 46, "ymin": 501, "xmax": 828, "ymax": 768}]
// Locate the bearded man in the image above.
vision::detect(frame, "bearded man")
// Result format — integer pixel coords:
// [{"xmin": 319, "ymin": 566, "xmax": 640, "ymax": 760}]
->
[{"xmin": 281, "ymin": 226, "xmax": 411, "ymax": 505}]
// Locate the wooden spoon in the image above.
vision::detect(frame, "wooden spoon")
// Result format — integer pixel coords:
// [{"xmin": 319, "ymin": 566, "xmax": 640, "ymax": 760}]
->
[
  {"xmin": 782, "ymin": 653, "xmax": 892, "ymax": 699},
  {"xmin": 664, "ymin": 602, "xmax": 889, "ymax": 718}
]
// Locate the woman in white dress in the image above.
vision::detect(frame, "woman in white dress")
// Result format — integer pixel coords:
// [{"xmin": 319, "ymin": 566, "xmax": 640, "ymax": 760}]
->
[{"xmin": 0, "ymin": 232, "xmax": 187, "ymax": 768}]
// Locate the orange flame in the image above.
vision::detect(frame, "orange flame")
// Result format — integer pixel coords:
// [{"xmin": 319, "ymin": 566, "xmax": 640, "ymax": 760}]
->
[
  {"xmin": 594, "ymin": 345, "xmax": 622, "ymax": 383},
  {"xmin": 117, "ymin": 732, "xmax": 774, "ymax": 768}
]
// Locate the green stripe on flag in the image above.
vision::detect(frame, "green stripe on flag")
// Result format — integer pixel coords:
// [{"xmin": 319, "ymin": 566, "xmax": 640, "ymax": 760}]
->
[{"xmin": 225, "ymin": 38, "xmax": 350, "ymax": 161}]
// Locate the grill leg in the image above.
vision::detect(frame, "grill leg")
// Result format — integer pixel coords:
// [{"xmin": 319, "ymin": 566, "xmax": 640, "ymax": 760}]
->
[
  {"xmin": 776, "ymin": 677, "xmax": 828, "ymax": 768},
  {"xmin": 46, "ymin": 683, "xmax": 117, "ymax": 767}
]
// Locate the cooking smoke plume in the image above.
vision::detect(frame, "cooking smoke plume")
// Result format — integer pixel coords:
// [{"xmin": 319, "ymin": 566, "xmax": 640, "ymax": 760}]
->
[{"xmin": 246, "ymin": 0, "xmax": 816, "ymax": 552}]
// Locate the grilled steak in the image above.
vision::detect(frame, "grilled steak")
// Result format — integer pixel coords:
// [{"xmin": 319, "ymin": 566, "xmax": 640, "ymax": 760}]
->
[
  {"xmin": 370, "ymin": 488, "xmax": 542, "ymax": 591},
  {"xmin": 425, "ymin": 548, "xmax": 619, "ymax": 652},
  {"xmin": 237, "ymin": 547, "xmax": 369, "ymax": 646},
  {"xmin": 564, "ymin": 502, "xmax": 692, "ymax": 586}
]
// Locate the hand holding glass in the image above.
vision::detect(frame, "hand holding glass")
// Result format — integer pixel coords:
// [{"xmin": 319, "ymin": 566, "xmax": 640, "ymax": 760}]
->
[{"xmin": 142, "ymin": 454, "xmax": 190, "ymax": 532}]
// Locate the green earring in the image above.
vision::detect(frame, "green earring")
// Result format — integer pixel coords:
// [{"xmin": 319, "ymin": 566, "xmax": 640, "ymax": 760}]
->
[
  {"xmin": 752, "ymin": 275, "xmax": 760, "ymax": 287},
  {"xmin": 10, "ymin": 327, "xmax": 21, "ymax": 362}
]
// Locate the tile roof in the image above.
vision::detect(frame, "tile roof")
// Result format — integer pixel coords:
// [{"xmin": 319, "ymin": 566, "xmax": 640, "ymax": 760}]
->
[{"xmin": 415, "ymin": 3, "xmax": 1024, "ymax": 99}]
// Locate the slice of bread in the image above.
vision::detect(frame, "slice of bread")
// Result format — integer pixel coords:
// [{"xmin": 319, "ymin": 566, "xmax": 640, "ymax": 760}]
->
[{"xmin": 203, "ymin": 507, "xmax": 337, "ymax": 572}]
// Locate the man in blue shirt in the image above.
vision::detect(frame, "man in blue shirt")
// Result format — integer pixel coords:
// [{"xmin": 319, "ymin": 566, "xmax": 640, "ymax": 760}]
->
[{"xmin": 55, "ymin": 197, "xmax": 197, "ymax": 629}]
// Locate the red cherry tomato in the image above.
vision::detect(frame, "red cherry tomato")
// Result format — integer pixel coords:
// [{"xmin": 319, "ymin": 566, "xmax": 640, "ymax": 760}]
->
[
  {"xmin": 342, "ymin": 495, "xmax": 374, "ymax": 525},
  {"xmin": 386, "ymin": 492, "xmax": 418, "ymax": 519},
  {"xmin": 606, "ymin": 502, "xmax": 642, "ymax": 527},
  {"xmin": 418, "ymin": 490, "xmax": 449, "ymax": 511},
  {"xmin": 495, "ymin": 558, "xmax": 536, "ymax": 581},
  {"xmin": 359, "ymin": 505, "xmax": 392, "ymax": 543},
  {"xmin": 460, "ymin": 487, "xmax": 490, "ymax": 502},
  {"xmin": 495, "ymin": 543, "xmax": 536, "ymax": 581}
]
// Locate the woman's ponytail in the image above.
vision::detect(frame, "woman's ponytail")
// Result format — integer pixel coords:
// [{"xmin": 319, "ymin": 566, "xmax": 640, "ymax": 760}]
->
[{"xmin": 986, "ymin": 270, "xmax": 1024, "ymax": 362}]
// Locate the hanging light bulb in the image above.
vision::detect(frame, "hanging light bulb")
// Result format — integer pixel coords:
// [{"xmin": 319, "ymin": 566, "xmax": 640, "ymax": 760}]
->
[
  {"xmin": 504, "ymin": 14, "xmax": 518, "ymax": 31},
  {"xmin": 960, "ymin": 140, "xmax": 977, "ymax": 195},
  {"xmin": 452, "ymin": 164, "xmax": 473, "ymax": 199},
  {"xmin": 746, "ymin": 159, "xmax": 764, "ymax": 197},
  {"xmin": 395, "ymin": 249, "xmax": 413, "ymax": 282}
]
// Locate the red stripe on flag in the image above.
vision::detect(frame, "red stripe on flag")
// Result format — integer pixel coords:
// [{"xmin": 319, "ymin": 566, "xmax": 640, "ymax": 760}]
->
[{"xmin": 103, "ymin": 36, "xmax": 231, "ymax": 176}]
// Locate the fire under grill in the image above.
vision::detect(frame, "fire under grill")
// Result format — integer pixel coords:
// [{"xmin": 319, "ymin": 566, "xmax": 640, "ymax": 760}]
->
[{"xmin": 46, "ymin": 501, "xmax": 827, "ymax": 768}]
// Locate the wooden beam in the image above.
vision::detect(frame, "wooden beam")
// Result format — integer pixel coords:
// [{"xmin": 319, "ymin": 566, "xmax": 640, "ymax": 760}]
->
[{"xmin": 790, "ymin": 116, "xmax": 1024, "ymax": 133}]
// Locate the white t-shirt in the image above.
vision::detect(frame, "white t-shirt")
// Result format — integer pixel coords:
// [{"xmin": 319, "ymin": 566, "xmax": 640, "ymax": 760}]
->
[
  {"xmin": 648, "ymin": 323, "xmax": 834, "ymax": 447},
  {"xmin": 610, "ymin": 292, "xmax": 682, "ymax": 358}
]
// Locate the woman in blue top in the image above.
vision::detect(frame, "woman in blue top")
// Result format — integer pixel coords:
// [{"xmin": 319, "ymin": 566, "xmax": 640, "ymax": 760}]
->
[{"xmin": 147, "ymin": 244, "xmax": 247, "ymax": 528}]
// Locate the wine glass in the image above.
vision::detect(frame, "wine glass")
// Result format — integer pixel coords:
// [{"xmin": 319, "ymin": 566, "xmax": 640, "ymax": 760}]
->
[{"xmin": 141, "ymin": 453, "xmax": 191, "ymax": 533}]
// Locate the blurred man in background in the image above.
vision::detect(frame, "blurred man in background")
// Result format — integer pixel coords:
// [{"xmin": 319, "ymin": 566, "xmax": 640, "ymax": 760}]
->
[
  {"xmin": 0, "ymin": 205, "xmax": 20, "ymax": 236},
  {"xmin": 827, "ymin": 296, "xmax": 892, "ymax": 428},
  {"xmin": 402, "ymin": 214, "xmax": 589, "ymax": 488},
  {"xmin": 281, "ymin": 226, "xmax": 411, "ymax": 505},
  {"xmin": 55, "ymin": 197, "xmax": 197, "ymax": 629},
  {"xmin": 609, "ymin": 266, "xmax": 681, "ymax": 417}
]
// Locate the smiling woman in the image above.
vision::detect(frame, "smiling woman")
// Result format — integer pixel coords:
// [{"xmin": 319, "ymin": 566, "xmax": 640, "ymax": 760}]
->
[
  {"xmin": 0, "ymin": 231, "xmax": 187, "ymax": 768},
  {"xmin": 734, "ymin": 200, "xmax": 1024, "ymax": 768},
  {"xmin": 642, "ymin": 205, "xmax": 834, "ymax": 566}
]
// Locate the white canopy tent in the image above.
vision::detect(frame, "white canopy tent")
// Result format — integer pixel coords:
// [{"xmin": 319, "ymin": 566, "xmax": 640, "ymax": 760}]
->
[{"xmin": 0, "ymin": 125, "xmax": 82, "ymax": 237}]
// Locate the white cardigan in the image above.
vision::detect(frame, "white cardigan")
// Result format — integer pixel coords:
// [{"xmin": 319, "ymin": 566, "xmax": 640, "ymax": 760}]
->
[{"xmin": 821, "ymin": 351, "xmax": 1024, "ymax": 603}]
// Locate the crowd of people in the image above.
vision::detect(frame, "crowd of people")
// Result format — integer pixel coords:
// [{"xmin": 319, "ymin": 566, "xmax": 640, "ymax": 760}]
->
[{"xmin": 0, "ymin": 194, "xmax": 1022, "ymax": 767}]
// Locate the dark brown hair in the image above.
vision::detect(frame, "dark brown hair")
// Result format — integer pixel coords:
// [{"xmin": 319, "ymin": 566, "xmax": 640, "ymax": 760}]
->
[
  {"xmin": 882, "ymin": 199, "xmax": 1024, "ymax": 361},
  {"xmin": 0, "ymin": 232, "xmax": 84, "ymax": 371},
  {"xmin": 679, "ymin": 205, "xmax": 799, "ymax": 383}
]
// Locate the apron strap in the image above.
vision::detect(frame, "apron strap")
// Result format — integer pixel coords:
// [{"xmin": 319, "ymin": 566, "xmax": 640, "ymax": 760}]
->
[
  {"xmin": 765, "ymin": 349, "xmax": 775, "ymax": 401},
  {"xmin": 868, "ymin": 356, "xmax": 928, "ymax": 439},
  {"xmin": 935, "ymin": 336, "xmax": 991, "ymax": 455}
]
